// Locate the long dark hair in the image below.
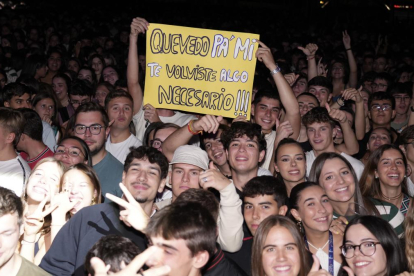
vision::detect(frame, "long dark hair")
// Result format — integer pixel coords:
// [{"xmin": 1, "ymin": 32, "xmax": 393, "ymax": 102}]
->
[
  {"xmin": 309, "ymin": 152, "xmax": 378, "ymax": 216},
  {"xmin": 340, "ymin": 216, "xmax": 407, "ymax": 276}
]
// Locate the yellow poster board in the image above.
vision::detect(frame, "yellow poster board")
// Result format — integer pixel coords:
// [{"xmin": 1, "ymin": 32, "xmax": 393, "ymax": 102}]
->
[{"xmin": 144, "ymin": 23, "xmax": 259, "ymax": 120}]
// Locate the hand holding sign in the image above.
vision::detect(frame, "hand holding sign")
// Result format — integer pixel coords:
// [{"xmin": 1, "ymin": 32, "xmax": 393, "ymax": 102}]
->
[
  {"xmin": 106, "ymin": 183, "xmax": 150, "ymax": 233},
  {"xmin": 256, "ymin": 41, "xmax": 277, "ymax": 71},
  {"xmin": 192, "ymin": 115, "xmax": 223, "ymax": 134},
  {"xmin": 143, "ymin": 104, "xmax": 161, "ymax": 123},
  {"xmin": 130, "ymin": 17, "xmax": 149, "ymax": 36}
]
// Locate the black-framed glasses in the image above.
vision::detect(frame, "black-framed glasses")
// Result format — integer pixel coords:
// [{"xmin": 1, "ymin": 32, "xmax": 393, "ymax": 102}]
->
[
  {"xmin": 74, "ymin": 124, "xmax": 105, "ymax": 135},
  {"xmin": 340, "ymin": 241, "xmax": 381, "ymax": 258},
  {"xmin": 150, "ymin": 138, "xmax": 163, "ymax": 149},
  {"xmin": 370, "ymin": 104, "xmax": 391, "ymax": 112},
  {"xmin": 54, "ymin": 145, "xmax": 84, "ymax": 157}
]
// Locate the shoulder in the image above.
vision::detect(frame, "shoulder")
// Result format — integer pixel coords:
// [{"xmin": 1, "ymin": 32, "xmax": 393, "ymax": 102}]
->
[
  {"xmin": 102, "ymin": 152, "xmax": 124, "ymax": 168},
  {"xmin": 18, "ymin": 256, "xmax": 51, "ymax": 276}
]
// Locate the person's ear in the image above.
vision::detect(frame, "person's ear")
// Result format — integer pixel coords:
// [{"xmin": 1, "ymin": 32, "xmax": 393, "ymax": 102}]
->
[
  {"xmin": 327, "ymin": 93, "xmax": 332, "ymax": 103},
  {"xmin": 391, "ymin": 110, "xmax": 396, "ymax": 120},
  {"xmin": 290, "ymin": 208, "xmax": 302, "ymax": 222},
  {"xmin": 332, "ymin": 127, "xmax": 337, "ymax": 138},
  {"xmin": 4, "ymin": 101, "xmax": 10, "ymax": 107},
  {"xmin": 258, "ymin": 150, "xmax": 266, "ymax": 163},
  {"xmin": 122, "ymin": 171, "xmax": 126, "ymax": 183},
  {"xmin": 251, "ymin": 103, "xmax": 255, "ymax": 117},
  {"xmin": 274, "ymin": 164, "xmax": 280, "ymax": 173},
  {"xmin": 6, "ymin": 132, "xmax": 15, "ymax": 144},
  {"xmin": 278, "ymin": 205, "xmax": 288, "ymax": 216},
  {"xmin": 367, "ymin": 142, "xmax": 370, "ymax": 150},
  {"xmin": 158, "ymin": 178, "xmax": 166, "ymax": 193},
  {"xmin": 192, "ymin": 250, "xmax": 209, "ymax": 269},
  {"xmin": 374, "ymin": 170, "xmax": 378, "ymax": 179}
]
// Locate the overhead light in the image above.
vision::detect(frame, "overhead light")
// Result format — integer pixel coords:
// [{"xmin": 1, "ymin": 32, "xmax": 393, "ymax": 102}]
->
[{"xmin": 385, "ymin": 4, "xmax": 390, "ymax": 10}]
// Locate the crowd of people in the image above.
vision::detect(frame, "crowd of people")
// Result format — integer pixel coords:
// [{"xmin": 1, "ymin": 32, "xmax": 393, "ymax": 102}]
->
[{"xmin": 0, "ymin": 3, "xmax": 413, "ymax": 276}]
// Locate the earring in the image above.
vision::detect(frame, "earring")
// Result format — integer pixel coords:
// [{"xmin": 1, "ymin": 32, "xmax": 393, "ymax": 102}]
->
[
  {"xmin": 297, "ymin": 220, "xmax": 303, "ymax": 233},
  {"xmin": 91, "ymin": 197, "xmax": 96, "ymax": 205}
]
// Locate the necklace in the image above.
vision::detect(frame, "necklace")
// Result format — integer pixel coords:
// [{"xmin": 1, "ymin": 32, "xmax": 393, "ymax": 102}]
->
[
  {"xmin": 380, "ymin": 191, "xmax": 403, "ymax": 201},
  {"xmin": 307, "ymin": 238, "xmax": 330, "ymax": 251}
]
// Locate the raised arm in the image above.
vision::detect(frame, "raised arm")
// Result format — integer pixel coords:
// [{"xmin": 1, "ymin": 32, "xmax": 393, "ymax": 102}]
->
[
  {"xmin": 342, "ymin": 87, "xmax": 365, "ymax": 140},
  {"xmin": 328, "ymin": 105, "xmax": 359, "ymax": 155},
  {"xmin": 343, "ymin": 31, "xmax": 358, "ymax": 88},
  {"xmin": 128, "ymin": 17, "xmax": 148, "ymax": 115},
  {"xmin": 256, "ymin": 41, "xmax": 301, "ymax": 140},
  {"xmin": 298, "ymin": 43, "xmax": 318, "ymax": 81},
  {"xmin": 161, "ymin": 115, "xmax": 222, "ymax": 162}
]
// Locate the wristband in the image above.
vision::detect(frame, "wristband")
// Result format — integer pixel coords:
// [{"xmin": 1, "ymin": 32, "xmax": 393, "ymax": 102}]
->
[
  {"xmin": 336, "ymin": 97, "xmax": 345, "ymax": 107},
  {"xmin": 270, "ymin": 65, "xmax": 281, "ymax": 75},
  {"xmin": 345, "ymin": 48, "xmax": 352, "ymax": 51},
  {"xmin": 187, "ymin": 120, "xmax": 202, "ymax": 135},
  {"xmin": 307, "ymin": 55, "xmax": 315, "ymax": 61}
]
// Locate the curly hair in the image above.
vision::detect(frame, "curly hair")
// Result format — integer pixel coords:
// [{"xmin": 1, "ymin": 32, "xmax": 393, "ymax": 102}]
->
[
  {"xmin": 220, "ymin": 122, "xmax": 266, "ymax": 152},
  {"xmin": 301, "ymin": 106, "xmax": 335, "ymax": 129},
  {"xmin": 124, "ymin": 146, "xmax": 169, "ymax": 180}
]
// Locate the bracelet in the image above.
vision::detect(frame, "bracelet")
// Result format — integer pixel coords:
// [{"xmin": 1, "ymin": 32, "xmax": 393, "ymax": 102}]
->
[
  {"xmin": 21, "ymin": 239, "xmax": 36, "ymax": 244},
  {"xmin": 270, "ymin": 65, "xmax": 281, "ymax": 75},
  {"xmin": 187, "ymin": 120, "xmax": 202, "ymax": 135},
  {"xmin": 336, "ymin": 97, "xmax": 345, "ymax": 107},
  {"xmin": 345, "ymin": 48, "xmax": 352, "ymax": 51},
  {"xmin": 307, "ymin": 55, "xmax": 315, "ymax": 61}
]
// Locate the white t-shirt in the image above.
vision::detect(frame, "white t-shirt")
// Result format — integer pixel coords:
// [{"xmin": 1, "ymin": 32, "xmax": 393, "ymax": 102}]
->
[
  {"xmin": 305, "ymin": 151, "xmax": 365, "ymax": 180},
  {"xmin": 261, "ymin": 130, "xmax": 276, "ymax": 170},
  {"xmin": 42, "ymin": 121, "xmax": 56, "ymax": 152},
  {"xmin": 258, "ymin": 167, "xmax": 273, "ymax": 176},
  {"xmin": 407, "ymin": 177, "xmax": 414, "ymax": 196},
  {"xmin": 0, "ymin": 155, "xmax": 31, "ymax": 196},
  {"xmin": 133, "ymin": 103, "xmax": 197, "ymax": 142},
  {"xmin": 105, "ymin": 134, "xmax": 142, "ymax": 164}
]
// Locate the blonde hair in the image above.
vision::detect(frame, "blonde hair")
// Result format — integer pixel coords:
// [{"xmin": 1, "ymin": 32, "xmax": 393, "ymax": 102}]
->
[{"xmin": 405, "ymin": 199, "xmax": 414, "ymax": 272}]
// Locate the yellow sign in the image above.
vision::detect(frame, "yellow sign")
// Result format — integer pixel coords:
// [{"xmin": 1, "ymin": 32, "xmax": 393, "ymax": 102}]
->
[{"xmin": 144, "ymin": 23, "xmax": 259, "ymax": 120}]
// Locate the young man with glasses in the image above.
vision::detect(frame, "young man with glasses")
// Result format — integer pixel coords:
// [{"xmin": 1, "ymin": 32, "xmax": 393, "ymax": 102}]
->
[
  {"xmin": 72, "ymin": 102, "xmax": 123, "ymax": 198},
  {"xmin": 104, "ymin": 90, "xmax": 141, "ymax": 163},
  {"xmin": 367, "ymin": 92, "xmax": 397, "ymax": 140},
  {"xmin": 371, "ymin": 72, "xmax": 393, "ymax": 93}
]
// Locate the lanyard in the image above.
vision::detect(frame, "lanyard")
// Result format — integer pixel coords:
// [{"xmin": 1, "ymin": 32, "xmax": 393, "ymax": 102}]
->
[{"xmin": 304, "ymin": 231, "xmax": 334, "ymax": 276}]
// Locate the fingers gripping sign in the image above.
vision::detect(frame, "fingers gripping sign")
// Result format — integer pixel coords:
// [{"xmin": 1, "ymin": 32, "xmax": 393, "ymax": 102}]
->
[
  {"xmin": 106, "ymin": 183, "xmax": 150, "ymax": 232},
  {"xmin": 192, "ymin": 115, "xmax": 223, "ymax": 134}
]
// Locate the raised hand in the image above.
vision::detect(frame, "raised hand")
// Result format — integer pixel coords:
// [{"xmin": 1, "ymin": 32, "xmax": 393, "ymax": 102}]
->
[
  {"xmin": 341, "ymin": 87, "xmax": 362, "ymax": 103},
  {"xmin": 329, "ymin": 216, "xmax": 348, "ymax": 235},
  {"xmin": 256, "ymin": 41, "xmax": 277, "ymax": 70},
  {"xmin": 106, "ymin": 183, "xmax": 149, "ymax": 232},
  {"xmin": 232, "ymin": 115, "xmax": 248, "ymax": 123},
  {"xmin": 284, "ymin": 73, "xmax": 299, "ymax": 87},
  {"xmin": 24, "ymin": 196, "xmax": 58, "ymax": 237},
  {"xmin": 342, "ymin": 30, "xmax": 351, "ymax": 49},
  {"xmin": 143, "ymin": 104, "xmax": 161, "ymax": 123},
  {"xmin": 51, "ymin": 191, "xmax": 80, "ymax": 224},
  {"xmin": 298, "ymin": 43, "xmax": 318, "ymax": 57},
  {"xmin": 90, "ymin": 247, "xmax": 171, "ymax": 276},
  {"xmin": 326, "ymin": 103, "xmax": 347, "ymax": 124},
  {"xmin": 192, "ymin": 115, "xmax": 223, "ymax": 134},
  {"xmin": 317, "ymin": 58, "xmax": 328, "ymax": 77},
  {"xmin": 130, "ymin": 17, "xmax": 149, "ymax": 36},
  {"xmin": 199, "ymin": 162, "xmax": 231, "ymax": 191},
  {"xmin": 307, "ymin": 255, "xmax": 332, "ymax": 276}
]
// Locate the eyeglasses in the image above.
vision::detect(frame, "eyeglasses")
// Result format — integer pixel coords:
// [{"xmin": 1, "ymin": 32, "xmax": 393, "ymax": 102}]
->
[
  {"xmin": 74, "ymin": 124, "xmax": 105, "ymax": 135},
  {"xmin": 340, "ymin": 241, "xmax": 381, "ymax": 258},
  {"xmin": 371, "ymin": 83, "xmax": 387, "ymax": 89},
  {"xmin": 150, "ymin": 138, "xmax": 163, "ymax": 149},
  {"xmin": 370, "ymin": 104, "xmax": 391, "ymax": 112},
  {"xmin": 54, "ymin": 145, "xmax": 84, "ymax": 157},
  {"xmin": 394, "ymin": 96, "xmax": 411, "ymax": 102},
  {"xmin": 71, "ymin": 99, "xmax": 90, "ymax": 106}
]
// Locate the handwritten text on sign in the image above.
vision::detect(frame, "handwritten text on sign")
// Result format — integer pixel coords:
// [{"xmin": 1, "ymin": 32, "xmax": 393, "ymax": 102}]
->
[{"xmin": 144, "ymin": 24, "xmax": 259, "ymax": 119}]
